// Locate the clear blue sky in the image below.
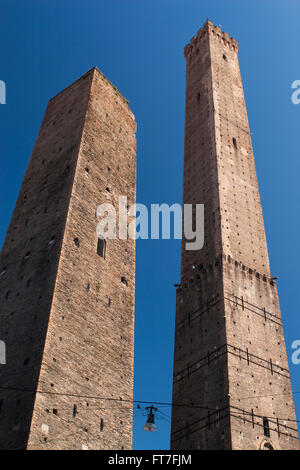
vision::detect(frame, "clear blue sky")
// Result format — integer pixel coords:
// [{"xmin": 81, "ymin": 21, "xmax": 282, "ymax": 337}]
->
[{"xmin": 0, "ymin": 0, "xmax": 299, "ymax": 449}]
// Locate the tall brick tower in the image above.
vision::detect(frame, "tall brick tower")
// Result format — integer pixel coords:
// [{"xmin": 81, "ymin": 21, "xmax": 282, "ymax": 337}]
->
[
  {"xmin": 171, "ymin": 20, "xmax": 300, "ymax": 450},
  {"xmin": 0, "ymin": 67, "xmax": 136, "ymax": 450}
]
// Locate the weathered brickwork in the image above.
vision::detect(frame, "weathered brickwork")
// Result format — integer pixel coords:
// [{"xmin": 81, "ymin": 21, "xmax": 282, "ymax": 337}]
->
[
  {"xmin": 171, "ymin": 21, "xmax": 300, "ymax": 450},
  {"xmin": 0, "ymin": 67, "xmax": 136, "ymax": 449}
]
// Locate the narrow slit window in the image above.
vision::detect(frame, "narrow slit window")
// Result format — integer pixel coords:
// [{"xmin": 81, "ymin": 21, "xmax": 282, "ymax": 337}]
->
[
  {"xmin": 97, "ymin": 236, "xmax": 106, "ymax": 258},
  {"xmin": 263, "ymin": 417, "xmax": 270, "ymax": 437},
  {"xmin": 73, "ymin": 404, "xmax": 77, "ymax": 418},
  {"xmin": 100, "ymin": 418, "xmax": 104, "ymax": 432},
  {"xmin": 0, "ymin": 268, "xmax": 7, "ymax": 277},
  {"xmin": 232, "ymin": 137, "xmax": 237, "ymax": 149}
]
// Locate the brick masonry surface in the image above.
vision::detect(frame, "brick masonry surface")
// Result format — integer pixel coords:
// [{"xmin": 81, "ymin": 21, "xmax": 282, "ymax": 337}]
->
[
  {"xmin": 171, "ymin": 20, "xmax": 300, "ymax": 450},
  {"xmin": 0, "ymin": 67, "xmax": 136, "ymax": 449}
]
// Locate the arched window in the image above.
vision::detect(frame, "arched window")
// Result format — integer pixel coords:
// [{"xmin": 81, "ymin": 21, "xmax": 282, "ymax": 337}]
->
[
  {"xmin": 97, "ymin": 236, "xmax": 106, "ymax": 258},
  {"xmin": 260, "ymin": 440, "xmax": 275, "ymax": 450}
]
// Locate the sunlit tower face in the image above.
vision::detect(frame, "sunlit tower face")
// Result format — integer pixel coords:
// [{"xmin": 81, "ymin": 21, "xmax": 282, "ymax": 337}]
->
[{"xmin": 171, "ymin": 20, "xmax": 300, "ymax": 450}]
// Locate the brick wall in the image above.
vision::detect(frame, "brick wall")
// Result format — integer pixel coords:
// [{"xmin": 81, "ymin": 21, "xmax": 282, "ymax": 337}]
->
[
  {"xmin": 171, "ymin": 21, "xmax": 300, "ymax": 450},
  {"xmin": 0, "ymin": 67, "xmax": 136, "ymax": 449}
]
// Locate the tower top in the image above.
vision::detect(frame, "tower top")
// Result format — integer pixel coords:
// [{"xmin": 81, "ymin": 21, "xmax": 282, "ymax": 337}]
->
[
  {"xmin": 49, "ymin": 66, "xmax": 133, "ymax": 110},
  {"xmin": 184, "ymin": 19, "xmax": 239, "ymax": 58}
]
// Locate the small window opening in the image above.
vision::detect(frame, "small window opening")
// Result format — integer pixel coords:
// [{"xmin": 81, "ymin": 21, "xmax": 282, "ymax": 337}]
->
[
  {"xmin": 100, "ymin": 418, "xmax": 104, "ymax": 432},
  {"xmin": 121, "ymin": 277, "xmax": 128, "ymax": 286},
  {"xmin": 197, "ymin": 92, "xmax": 200, "ymax": 103},
  {"xmin": 53, "ymin": 409, "xmax": 58, "ymax": 415},
  {"xmin": 97, "ymin": 236, "xmax": 106, "ymax": 258},
  {"xmin": 232, "ymin": 137, "xmax": 237, "ymax": 148},
  {"xmin": 223, "ymin": 54, "xmax": 227, "ymax": 61},
  {"xmin": 74, "ymin": 237, "xmax": 80, "ymax": 248},
  {"xmin": 73, "ymin": 404, "xmax": 77, "ymax": 418},
  {"xmin": 263, "ymin": 417, "xmax": 270, "ymax": 437}
]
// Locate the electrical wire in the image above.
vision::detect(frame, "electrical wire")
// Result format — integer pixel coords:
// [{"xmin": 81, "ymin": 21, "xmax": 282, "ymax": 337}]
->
[
  {"xmin": 0, "ymin": 384, "xmax": 300, "ymax": 424},
  {"xmin": 0, "ymin": 385, "xmax": 217, "ymax": 411}
]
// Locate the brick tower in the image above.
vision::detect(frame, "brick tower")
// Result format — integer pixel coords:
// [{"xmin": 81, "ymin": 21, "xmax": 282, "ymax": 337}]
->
[
  {"xmin": 171, "ymin": 20, "xmax": 300, "ymax": 450},
  {"xmin": 0, "ymin": 67, "xmax": 136, "ymax": 449}
]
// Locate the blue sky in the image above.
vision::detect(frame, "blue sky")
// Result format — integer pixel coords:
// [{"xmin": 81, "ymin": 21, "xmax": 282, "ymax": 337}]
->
[{"xmin": 0, "ymin": 0, "xmax": 299, "ymax": 449}]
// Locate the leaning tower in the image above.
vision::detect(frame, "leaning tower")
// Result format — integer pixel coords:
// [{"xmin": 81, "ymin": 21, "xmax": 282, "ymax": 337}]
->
[
  {"xmin": 171, "ymin": 20, "xmax": 300, "ymax": 450},
  {"xmin": 0, "ymin": 67, "xmax": 136, "ymax": 449}
]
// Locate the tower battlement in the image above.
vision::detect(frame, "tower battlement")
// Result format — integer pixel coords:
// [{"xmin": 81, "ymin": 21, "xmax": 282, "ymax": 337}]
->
[
  {"xmin": 184, "ymin": 20, "xmax": 238, "ymax": 59},
  {"xmin": 178, "ymin": 254, "xmax": 277, "ymax": 290}
]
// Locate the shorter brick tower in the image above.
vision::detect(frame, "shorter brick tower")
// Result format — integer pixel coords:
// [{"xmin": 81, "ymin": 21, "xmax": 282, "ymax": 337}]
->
[
  {"xmin": 171, "ymin": 20, "xmax": 300, "ymax": 450},
  {"xmin": 0, "ymin": 67, "xmax": 136, "ymax": 449}
]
